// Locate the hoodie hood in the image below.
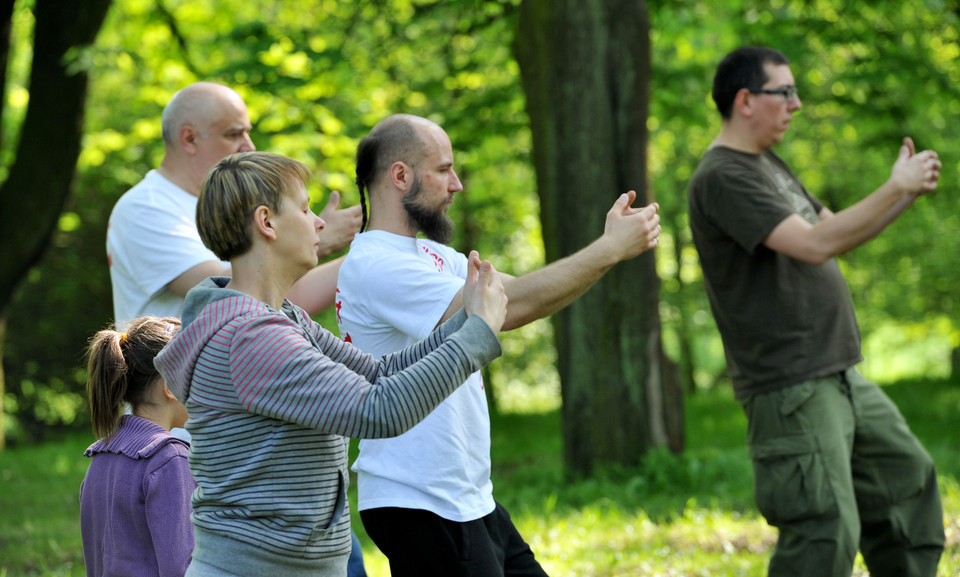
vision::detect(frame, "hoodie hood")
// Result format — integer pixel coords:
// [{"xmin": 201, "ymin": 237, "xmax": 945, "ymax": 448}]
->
[{"xmin": 154, "ymin": 276, "xmax": 271, "ymax": 403}]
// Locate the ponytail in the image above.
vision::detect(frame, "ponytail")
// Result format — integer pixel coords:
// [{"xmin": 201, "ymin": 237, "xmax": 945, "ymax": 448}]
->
[
  {"xmin": 355, "ymin": 136, "xmax": 378, "ymax": 233},
  {"xmin": 85, "ymin": 317, "xmax": 180, "ymax": 439}
]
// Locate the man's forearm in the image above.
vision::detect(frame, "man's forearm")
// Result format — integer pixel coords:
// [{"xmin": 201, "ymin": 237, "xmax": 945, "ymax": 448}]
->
[
  {"xmin": 501, "ymin": 237, "xmax": 619, "ymax": 330},
  {"xmin": 814, "ymin": 182, "xmax": 915, "ymax": 258},
  {"xmin": 435, "ymin": 195, "xmax": 659, "ymax": 330}
]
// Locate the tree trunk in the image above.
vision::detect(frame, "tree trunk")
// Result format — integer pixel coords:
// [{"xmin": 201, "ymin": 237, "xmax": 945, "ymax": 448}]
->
[
  {"xmin": 667, "ymin": 207, "xmax": 698, "ymax": 395},
  {"xmin": 515, "ymin": 0, "xmax": 683, "ymax": 477},
  {"xmin": 0, "ymin": 313, "xmax": 5, "ymax": 449},
  {"xmin": 0, "ymin": 0, "xmax": 112, "ymax": 448}
]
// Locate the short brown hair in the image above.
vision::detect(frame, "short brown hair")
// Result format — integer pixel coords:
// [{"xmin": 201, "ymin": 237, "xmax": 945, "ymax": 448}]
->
[{"xmin": 198, "ymin": 151, "xmax": 312, "ymax": 260}]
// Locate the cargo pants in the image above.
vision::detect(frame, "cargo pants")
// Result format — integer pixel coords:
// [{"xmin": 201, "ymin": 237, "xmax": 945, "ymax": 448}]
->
[{"xmin": 740, "ymin": 367, "xmax": 944, "ymax": 577}]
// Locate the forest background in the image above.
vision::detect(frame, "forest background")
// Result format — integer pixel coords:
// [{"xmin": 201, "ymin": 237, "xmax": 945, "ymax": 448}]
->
[
  {"xmin": 5, "ymin": 0, "xmax": 960, "ymax": 447},
  {"xmin": 0, "ymin": 0, "xmax": 959, "ymax": 575}
]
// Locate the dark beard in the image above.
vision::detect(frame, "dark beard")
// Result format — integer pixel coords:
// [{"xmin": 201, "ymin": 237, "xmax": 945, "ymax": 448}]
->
[{"xmin": 402, "ymin": 178, "xmax": 455, "ymax": 244}]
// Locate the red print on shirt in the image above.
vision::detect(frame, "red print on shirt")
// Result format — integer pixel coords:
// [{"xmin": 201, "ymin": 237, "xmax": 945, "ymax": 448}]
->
[
  {"xmin": 335, "ymin": 289, "xmax": 351, "ymax": 342},
  {"xmin": 335, "ymin": 288, "xmax": 343, "ymax": 324},
  {"xmin": 419, "ymin": 244, "xmax": 446, "ymax": 272}
]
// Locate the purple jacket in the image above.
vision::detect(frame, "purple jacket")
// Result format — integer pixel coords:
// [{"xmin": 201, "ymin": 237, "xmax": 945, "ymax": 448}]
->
[{"xmin": 80, "ymin": 415, "xmax": 196, "ymax": 577}]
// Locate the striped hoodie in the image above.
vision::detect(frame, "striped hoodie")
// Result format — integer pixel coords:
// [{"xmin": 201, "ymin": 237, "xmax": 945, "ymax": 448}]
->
[{"xmin": 153, "ymin": 277, "xmax": 501, "ymax": 576}]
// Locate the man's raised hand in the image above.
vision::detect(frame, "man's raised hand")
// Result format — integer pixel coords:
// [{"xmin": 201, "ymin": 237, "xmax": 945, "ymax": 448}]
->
[
  {"xmin": 890, "ymin": 136, "xmax": 941, "ymax": 197},
  {"xmin": 316, "ymin": 191, "xmax": 363, "ymax": 257},
  {"xmin": 600, "ymin": 190, "xmax": 661, "ymax": 262}
]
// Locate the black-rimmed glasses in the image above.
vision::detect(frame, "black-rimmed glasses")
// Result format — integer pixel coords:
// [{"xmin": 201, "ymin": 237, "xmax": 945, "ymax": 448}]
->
[{"xmin": 751, "ymin": 86, "xmax": 799, "ymax": 101}]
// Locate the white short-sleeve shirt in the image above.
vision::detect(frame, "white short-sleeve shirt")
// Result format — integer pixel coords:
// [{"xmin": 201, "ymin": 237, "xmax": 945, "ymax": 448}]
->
[
  {"xmin": 336, "ymin": 230, "xmax": 495, "ymax": 522},
  {"xmin": 107, "ymin": 170, "xmax": 229, "ymax": 327}
]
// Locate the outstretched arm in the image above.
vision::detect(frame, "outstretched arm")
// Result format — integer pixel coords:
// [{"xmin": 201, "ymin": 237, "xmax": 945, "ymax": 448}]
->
[
  {"xmin": 765, "ymin": 137, "xmax": 940, "ymax": 265},
  {"xmin": 286, "ymin": 256, "xmax": 344, "ymax": 315},
  {"xmin": 167, "ymin": 261, "xmax": 230, "ymax": 298},
  {"xmin": 438, "ymin": 191, "xmax": 661, "ymax": 330}
]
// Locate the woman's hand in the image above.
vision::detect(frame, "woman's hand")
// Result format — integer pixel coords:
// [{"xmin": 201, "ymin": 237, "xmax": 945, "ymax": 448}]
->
[{"xmin": 462, "ymin": 250, "xmax": 508, "ymax": 333}]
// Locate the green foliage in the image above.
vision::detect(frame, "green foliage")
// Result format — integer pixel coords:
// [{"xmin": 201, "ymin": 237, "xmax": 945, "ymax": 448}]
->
[
  {"xmin": 490, "ymin": 386, "xmax": 755, "ymax": 521},
  {"xmin": 6, "ymin": 0, "xmax": 960, "ymax": 441},
  {"xmin": 0, "ymin": 2, "xmax": 35, "ymax": 180}
]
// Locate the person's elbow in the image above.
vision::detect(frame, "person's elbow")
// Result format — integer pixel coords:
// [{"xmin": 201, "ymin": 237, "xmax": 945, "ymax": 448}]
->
[
  {"xmin": 764, "ymin": 235, "xmax": 836, "ymax": 265},
  {"xmin": 764, "ymin": 217, "xmax": 836, "ymax": 265},
  {"xmin": 792, "ymin": 248, "xmax": 834, "ymax": 266}
]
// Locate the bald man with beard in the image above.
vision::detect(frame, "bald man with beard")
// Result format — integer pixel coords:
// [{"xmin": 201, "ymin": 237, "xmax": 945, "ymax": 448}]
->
[{"xmin": 336, "ymin": 113, "xmax": 662, "ymax": 577}]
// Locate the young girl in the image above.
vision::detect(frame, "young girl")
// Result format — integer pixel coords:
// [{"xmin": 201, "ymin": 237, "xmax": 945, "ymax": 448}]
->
[{"xmin": 80, "ymin": 316, "xmax": 194, "ymax": 577}]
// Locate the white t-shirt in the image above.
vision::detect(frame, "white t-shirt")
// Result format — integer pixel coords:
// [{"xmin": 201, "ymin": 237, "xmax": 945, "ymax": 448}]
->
[
  {"xmin": 107, "ymin": 170, "xmax": 229, "ymax": 327},
  {"xmin": 336, "ymin": 230, "xmax": 495, "ymax": 522}
]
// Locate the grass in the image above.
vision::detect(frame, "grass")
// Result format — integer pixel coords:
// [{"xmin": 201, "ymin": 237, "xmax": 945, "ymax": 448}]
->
[
  {"xmin": 0, "ymin": 433, "xmax": 89, "ymax": 576},
  {"xmin": 2, "ymin": 379, "xmax": 958, "ymax": 576}
]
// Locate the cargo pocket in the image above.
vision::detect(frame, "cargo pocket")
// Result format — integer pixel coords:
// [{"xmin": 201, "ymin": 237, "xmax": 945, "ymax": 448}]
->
[{"xmin": 750, "ymin": 433, "xmax": 837, "ymax": 527}]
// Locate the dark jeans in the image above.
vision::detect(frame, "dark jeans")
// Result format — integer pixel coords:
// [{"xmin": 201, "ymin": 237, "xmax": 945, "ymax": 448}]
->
[{"xmin": 347, "ymin": 530, "xmax": 366, "ymax": 577}]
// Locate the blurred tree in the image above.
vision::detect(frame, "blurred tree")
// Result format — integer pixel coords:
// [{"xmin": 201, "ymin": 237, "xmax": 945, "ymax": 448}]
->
[
  {"xmin": 516, "ymin": 0, "xmax": 684, "ymax": 477},
  {"xmin": 0, "ymin": 0, "xmax": 112, "ymax": 448}
]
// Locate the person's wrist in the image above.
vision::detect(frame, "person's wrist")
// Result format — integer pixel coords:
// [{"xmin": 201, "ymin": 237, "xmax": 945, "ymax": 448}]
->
[
  {"xmin": 592, "ymin": 232, "xmax": 629, "ymax": 266},
  {"xmin": 886, "ymin": 174, "xmax": 913, "ymax": 199}
]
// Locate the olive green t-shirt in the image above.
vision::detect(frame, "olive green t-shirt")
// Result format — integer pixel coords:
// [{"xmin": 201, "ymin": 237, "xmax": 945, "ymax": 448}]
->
[{"xmin": 688, "ymin": 146, "xmax": 862, "ymax": 399}]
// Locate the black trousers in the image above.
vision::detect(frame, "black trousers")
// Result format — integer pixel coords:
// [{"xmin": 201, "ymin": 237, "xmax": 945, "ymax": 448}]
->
[{"xmin": 361, "ymin": 502, "xmax": 549, "ymax": 577}]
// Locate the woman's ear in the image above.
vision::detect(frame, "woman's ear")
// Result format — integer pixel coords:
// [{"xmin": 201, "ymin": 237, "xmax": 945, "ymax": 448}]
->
[
  {"xmin": 161, "ymin": 382, "xmax": 179, "ymax": 402},
  {"xmin": 252, "ymin": 205, "xmax": 278, "ymax": 241}
]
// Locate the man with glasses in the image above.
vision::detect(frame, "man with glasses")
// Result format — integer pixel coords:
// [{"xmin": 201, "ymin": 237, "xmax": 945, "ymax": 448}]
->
[{"xmin": 688, "ymin": 46, "xmax": 944, "ymax": 577}]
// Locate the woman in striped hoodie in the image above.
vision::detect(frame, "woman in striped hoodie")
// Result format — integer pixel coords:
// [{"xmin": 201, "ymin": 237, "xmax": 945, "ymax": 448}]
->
[{"xmin": 154, "ymin": 151, "xmax": 507, "ymax": 577}]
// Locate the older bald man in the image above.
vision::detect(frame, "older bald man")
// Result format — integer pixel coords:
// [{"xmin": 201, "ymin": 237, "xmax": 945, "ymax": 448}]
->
[{"xmin": 107, "ymin": 82, "xmax": 360, "ymax": 326}]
